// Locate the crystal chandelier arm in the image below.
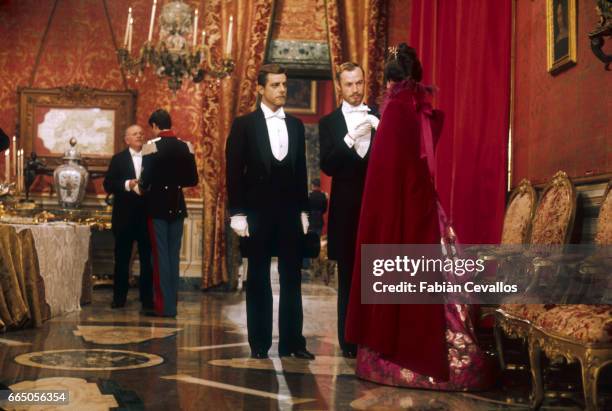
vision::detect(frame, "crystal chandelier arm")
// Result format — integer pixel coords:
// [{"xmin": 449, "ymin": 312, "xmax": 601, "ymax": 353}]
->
[
  {"xmin": 200, "ymin": 45, "xmax": 235, "ymax": 78},
  {"xmin": 117, "ymin": 1, "xmax": 235, "ymax": 91}
]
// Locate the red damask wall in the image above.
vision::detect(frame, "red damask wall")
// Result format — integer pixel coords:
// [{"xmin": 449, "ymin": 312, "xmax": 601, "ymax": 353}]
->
[
  {"xmin": 512, "ymin": 0, "xmax": 611, "ymax": 186},
  {"xmin": 0, "ymin": 0, "xmax": 202, "ymax": 197},
  {"xmin": 388, "ymin": 0, "xmax": 411, "ymax": 46}
]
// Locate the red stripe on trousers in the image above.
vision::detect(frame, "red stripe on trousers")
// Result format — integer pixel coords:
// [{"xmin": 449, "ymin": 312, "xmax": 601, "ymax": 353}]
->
[{"xmin": 147, "ymin": 217, "xmax": 164, "ymax": 315}]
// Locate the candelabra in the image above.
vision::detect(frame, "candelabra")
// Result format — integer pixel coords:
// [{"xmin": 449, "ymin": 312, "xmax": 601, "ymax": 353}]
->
[
  {"xmin": 589, "ymin": 0, "xmax": 612, "ymax": 70},
  {"xmin": 117, "ymin": 0, "xmax": 235, "ymax": 92}
]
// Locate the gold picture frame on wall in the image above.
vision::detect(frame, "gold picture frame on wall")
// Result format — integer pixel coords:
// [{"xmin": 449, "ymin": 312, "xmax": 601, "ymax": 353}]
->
[
  {"xmin": 285, "ymin": 79, "xmax": 317, "ymax": 114},
  {"xmin": 546, "ymin": 0, "xmax": 577, "ymax": 74},
  {"xmin": 18, "ymin": 85, "xmax": 137, "ymax": 172}
]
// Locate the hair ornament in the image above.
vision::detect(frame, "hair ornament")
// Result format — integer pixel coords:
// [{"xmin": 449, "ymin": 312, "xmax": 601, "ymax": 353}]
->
[{"xmin": 388, "ymin": 46, "xmax": 399, "ymax": 60}]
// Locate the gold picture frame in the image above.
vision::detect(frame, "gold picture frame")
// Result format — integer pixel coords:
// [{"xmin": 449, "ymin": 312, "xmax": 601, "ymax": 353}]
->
[
  {"xmin": 546, "ymin": 0, "xmax": 577, "ymax": 74},
  {"xmin": 285, "ymin": 79, "xmax": 317, "ymax": 114},
  {"xmin": 18, "ymin": 85, "xmax": 137, "ymax": 172}
]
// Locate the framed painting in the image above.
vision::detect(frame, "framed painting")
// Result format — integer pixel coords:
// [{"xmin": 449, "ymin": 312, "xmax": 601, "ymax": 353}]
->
[
  {"xmin": 18, "ymin": 85, "xmax": 137, "ymax": 172},
  {"xmin": 285, "ymin": 79, "xmax": 317, "ymax": 114},
  {"xmin": 546, "ymin": 0, "xmax": 577, "ymax": 74}
]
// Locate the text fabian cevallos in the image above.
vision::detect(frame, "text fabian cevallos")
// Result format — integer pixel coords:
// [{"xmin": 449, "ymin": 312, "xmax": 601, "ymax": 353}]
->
[{"xmin": 370, "ymin": 256, "xmax": 518, "ymax": 294}]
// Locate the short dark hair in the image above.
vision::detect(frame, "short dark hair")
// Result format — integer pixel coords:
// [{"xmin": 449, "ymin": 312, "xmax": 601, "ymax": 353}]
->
[
  {"xmin": 257, "ymin": 64, "xmax": 287, "ymax": 87},
  {"xmin": 148, "ymin": 109, "xmax": 172, "ymax": 130},
  {"xmin": 311, "ymin": 178, "xmax": 320, "ymax": 187},
  {"xmin": 335, "ymin": 62, "xmax": 364, "ymax": 82}
]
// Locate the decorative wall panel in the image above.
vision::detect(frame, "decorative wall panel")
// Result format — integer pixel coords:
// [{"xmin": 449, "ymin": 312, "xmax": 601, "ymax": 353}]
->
[{"xmin": 272, "ymin": 0, "xmax": 327, "ymax": 41}]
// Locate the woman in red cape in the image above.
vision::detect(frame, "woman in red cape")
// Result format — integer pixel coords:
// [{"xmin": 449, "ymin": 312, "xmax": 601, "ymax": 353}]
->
[{"xmin": 344, "ymin": 44, "xmax": 494, "ymax": 390}]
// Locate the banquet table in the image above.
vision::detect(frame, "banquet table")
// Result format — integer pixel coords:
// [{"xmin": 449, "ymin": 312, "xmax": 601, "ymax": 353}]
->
[{"xmin": 0, "ymin": 220, "xmax": 92, "ymax": 330}]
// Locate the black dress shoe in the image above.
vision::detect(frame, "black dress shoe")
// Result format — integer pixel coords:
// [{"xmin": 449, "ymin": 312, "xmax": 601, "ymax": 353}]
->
[
  {"xmin": 342, "ymin": 350, "xmax": 357, "ymax": 359},
  {"xmin": 250, "ymin": 351, "xmax": 269, "ymax": 359},
  {"xmin": 110, "ymin": 301, "xmax": 125, "ymax": 309},
  {"xmin": 280, "ymin": 349, "xmax": 315, "ymax": 360}
]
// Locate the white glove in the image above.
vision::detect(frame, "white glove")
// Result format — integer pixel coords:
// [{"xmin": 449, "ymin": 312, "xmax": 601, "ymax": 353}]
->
[
  {"xmin": 348, "ymin": 119, "xmax": 372, "ymax": 140},
  {"xmin": 366, "ymin": 114, "xmax": 380, "ymax": 130},
  {"xmin": 230, "ymin": 215, "xmax": 249, "ymax": 237},
  {"xmin": 301, "ymin": 212, "xmax": 309, "ymax": 234}
]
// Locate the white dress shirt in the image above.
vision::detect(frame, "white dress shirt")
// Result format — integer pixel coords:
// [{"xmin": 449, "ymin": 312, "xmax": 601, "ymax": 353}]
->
[
  {"xmin": 341, "ymin": 101, "xmax": 371, "ymax": 158},
  {"xmin": 124, "ymin": 147, "xmax": 142, "ymax": 193},
  {"xmin": 261, "ymin": 103, "xmax": 289, "ymax": 161},
  {"xmin": 230, "ymin": 104, "xmax": 308, "ymax": 234}
]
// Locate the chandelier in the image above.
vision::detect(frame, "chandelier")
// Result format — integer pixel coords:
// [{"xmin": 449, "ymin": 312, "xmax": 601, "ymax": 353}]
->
[{"xmin": 118, "ymin": 0, "xmax": 235, "ymax": 92}]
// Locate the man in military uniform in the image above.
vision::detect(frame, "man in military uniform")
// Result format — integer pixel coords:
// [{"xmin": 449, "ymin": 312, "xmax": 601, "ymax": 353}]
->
[{"xmin": 140, "ymin": 109, "xmax": 198, "ymax": 317}]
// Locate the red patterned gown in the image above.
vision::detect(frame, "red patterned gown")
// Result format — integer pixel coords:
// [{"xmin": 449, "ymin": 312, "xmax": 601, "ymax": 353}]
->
[{"xmin": 344, "ymin": 80, "xmax": 495, "ymax": 390}]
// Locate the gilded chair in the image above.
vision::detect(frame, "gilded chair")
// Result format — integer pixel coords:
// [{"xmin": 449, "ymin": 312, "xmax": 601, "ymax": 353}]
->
[
  {"xmin": 474, "ymin": 179, "xmax": 536, "ymax": 366},
  {"xmin": 528, "ymin": 182, "xmax": 612, "ymax": 411},
  {"xmin": 475, "ymin": 178, "xmax": 536, "ymax": 261},
  {"xmin": 495, "ymin": 171, "xmax": 577, "ymax": 369},
  {"xmin": 500, "ymin": 178, "xmax": 538, "ymax": 245},
  {"xmin": 488, "ymin": 178, "xmax": 538, "ymax": 287}
]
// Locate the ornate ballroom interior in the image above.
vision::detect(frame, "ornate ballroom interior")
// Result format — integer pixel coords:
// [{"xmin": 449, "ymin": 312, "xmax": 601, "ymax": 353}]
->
[{"xmin": 0, "ymin": 0, "xmax": 610, "ymax": 410}]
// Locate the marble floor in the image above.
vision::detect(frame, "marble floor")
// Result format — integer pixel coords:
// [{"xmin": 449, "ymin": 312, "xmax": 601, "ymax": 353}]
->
[{"xmin": 1, "ymin": 273, "xmax": 610, "ymax": 410}]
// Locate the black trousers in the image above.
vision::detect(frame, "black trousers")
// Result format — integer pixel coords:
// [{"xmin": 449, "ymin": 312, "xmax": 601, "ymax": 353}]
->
[
  {"xmin": 245, "ymin": 208, "xmax": 306, "ymax": 355},
  {"xmin": 112, "ymin": 220, "xmax": 153, "ymax": 307},
  {"xmin": 337, "ymin": 255, "xmax": 357, "ymax": 353}
]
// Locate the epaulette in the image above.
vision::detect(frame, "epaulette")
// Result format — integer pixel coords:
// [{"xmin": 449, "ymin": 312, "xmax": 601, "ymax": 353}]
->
[
  {"xmin": 142, "ymin": 138, "xmax": 160, "ymax": 156},
  {"xmin": 179, "ymin": 138, "xmax": 195, "ymax": 154}
]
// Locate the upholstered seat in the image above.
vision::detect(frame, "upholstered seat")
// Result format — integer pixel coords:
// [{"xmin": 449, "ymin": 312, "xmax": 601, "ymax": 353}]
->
[
  {"xmin": 495, "ymin": 172, "xmax": 576, "ymax": 363},
  {"xmin": 499, "ymin": 303, "xmax": 549, "ymax": 324},
  {"xmin": 534, "ymin": 305, "xmax": 612, "ymax": 344},
  {"xmin": 522, "ymin": 181, "xmax": 612, "ymax": 411}
]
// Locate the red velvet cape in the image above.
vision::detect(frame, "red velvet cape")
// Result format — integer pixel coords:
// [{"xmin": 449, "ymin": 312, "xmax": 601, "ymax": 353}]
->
[{"xmin": 345, "ymin": 83, "xmax": 449, "ymax": 381}]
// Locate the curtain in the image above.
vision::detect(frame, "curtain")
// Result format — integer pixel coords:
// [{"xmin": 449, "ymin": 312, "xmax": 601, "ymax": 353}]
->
[
  {"xmin": 0, "ymin": 225, "xmax": 48, "ymax": 330},
  {"xmin": 410, "ymin": 0, "xmax": 511, "ymax": 244},
  {"xmin": 324, "ymin": 0, "xmax": 387, "ymax": 106},
  {"xmin": 199, "ymin": 0, "xmax": 276, "ymax": 289}
]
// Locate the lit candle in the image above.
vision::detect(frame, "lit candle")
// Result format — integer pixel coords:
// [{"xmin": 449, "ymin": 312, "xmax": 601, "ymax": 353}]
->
[
  {"xmin": 147, "ymin": 0, "xmax": 157, "ymax": 42},
  {"xmin": 225, "ymin": 15, "xmax": 233, "ymax": 56},
  {"xmin": 201, "ymin": 30, "xmax": 206, "ymax": 47},
  {"xmin": 12, "ymin": 136, "xmax": 16, "ymax": 180},
  {"xmin": 16, "ymin": 149, "xmax": 21, "ymax": 193},
  {"xmin": 123, "ymin": 7, "xmax": 132, "ymax": 48},
  {"xmin": 192, "ymin": 9, "xmax": 199, "ymax": 48},
  {"xmin": 21, "ymin": 149, "xmax": 25, "ymax": 192},
  {"xmin": 4, "ymin": 150, "xmax": 8, "ymax": 183},
  {"xmin": 128, "ymin": 17, "xmax": 134, "ymax": 52}
]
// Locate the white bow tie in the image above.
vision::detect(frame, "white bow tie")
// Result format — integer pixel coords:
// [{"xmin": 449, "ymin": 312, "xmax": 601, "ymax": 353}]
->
[
  {"xmin": 132, "ymin": 152, "xmax": 142, "ymax": 157},
  {"xmin": 266, "ymin": 110, "xmax": 286, "ymax": 120},
  {"xmin": 345, "ymin": 104, "xmax": 369, "ymax": 113}
]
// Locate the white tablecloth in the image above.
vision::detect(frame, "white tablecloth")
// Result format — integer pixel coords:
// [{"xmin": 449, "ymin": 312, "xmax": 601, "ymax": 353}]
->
[{"xmin": 11, "ymin": 222, "xmax": 91, "ymax": 317}]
